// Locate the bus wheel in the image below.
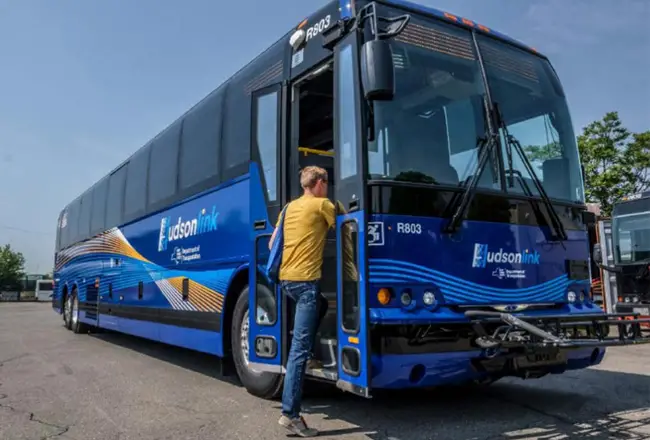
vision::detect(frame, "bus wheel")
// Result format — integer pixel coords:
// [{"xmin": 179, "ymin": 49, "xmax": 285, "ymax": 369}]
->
[
  {"xmin": 70, "ymin": 290, "xmax": 88, "ymax": 334},
  {"xmin": 63, "ymin": 292, "xmax": 73, "ymax": 330},
  {"xmin": 231, "ymin": 286, "xmax": 283, "ymax": 400}
]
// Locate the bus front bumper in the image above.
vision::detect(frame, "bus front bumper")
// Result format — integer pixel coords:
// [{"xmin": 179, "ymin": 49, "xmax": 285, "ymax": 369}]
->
[
  {"xmin": 370, "ymin": 311, "xmax": 649, "ymax": 389},
  {"xmin": 464, "ymin": 310, "xmax": 650, "ymax": 350}
]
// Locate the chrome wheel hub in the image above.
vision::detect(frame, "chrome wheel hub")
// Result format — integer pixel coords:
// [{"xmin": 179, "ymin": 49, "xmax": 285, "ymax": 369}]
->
[
  {"xmin": 240, "ymin": 309, "xmax": 260, "ymax": 373},
  {"xmin": 64, "ymin": 295, "xmax": 72, "ymax": 323},
  {"xmin": 72, "ymin": 296, "xmax": 78, "ymax": 325}
]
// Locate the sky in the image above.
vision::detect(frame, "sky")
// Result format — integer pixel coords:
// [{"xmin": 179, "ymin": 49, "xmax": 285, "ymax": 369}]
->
[{"xmin": 0, "ymin": 0, "xmax": 648, "ymax": 273}]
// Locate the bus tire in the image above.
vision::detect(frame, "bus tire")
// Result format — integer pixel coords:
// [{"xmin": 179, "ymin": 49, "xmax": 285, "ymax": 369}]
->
[
  {"xmin": 70, "ymin": 289, "xmax": 89, "ymax": 334},
  {"xmin": 63, "ymin": 290, "xmax": 73, "ymax": 331},
  {"xmin": 231, "ymin": 286, "xmax": 283, "ymax": 400}
]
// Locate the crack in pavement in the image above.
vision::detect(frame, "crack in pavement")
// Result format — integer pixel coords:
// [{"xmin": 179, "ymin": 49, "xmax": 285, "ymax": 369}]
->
[
  {"xmin": 0, "ymin": 352, "xmax": 30, "ymax": 367},
  {"xmin": 1, "ymin": 385, "xmax": 72, "ymax": 439}
]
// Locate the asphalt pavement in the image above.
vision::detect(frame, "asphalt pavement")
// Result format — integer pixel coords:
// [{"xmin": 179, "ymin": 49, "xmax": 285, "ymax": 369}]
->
[{"xmin": 1, "ymin": 302, "xmax": 648, "ymax": 440}]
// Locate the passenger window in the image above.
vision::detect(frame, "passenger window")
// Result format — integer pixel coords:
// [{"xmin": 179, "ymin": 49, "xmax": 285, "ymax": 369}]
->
[
  {"xmin": 106, "ymin": 164, "xmax": 127, "ymax": 228},
  {"xmin": 124, "ymin": 145, "xmax": 150, "ymax": 218},
  {"xmin": 179, "ymin": 91, "xmax": 223, "ymax": 192},
  {"xmin": 65, "ymin": 201, "xmax": 80, "ymax": 247},
  {"xmin": 337, "ymin": 45, "xmax": 358, "ymax": 180},
  {"xmin": 148, "ymin": 121, "xmax": 181, "ymax": 206},
  {"xmin": 223, "ymin": 92, "xmax": 251, "ymax": 174},
  {"xmin": 254, "ymin": 90, "xmax": 279, "ymax": 202},
  {"xmin": 77, "ymin": 192, "xmax": 92, "ymax": 241},
  {"xmin": 90, "ymin": 178, "xmax": 109, "ymax": 234}
]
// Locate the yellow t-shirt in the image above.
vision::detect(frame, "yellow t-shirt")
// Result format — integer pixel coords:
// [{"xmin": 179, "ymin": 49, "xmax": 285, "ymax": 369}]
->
[{"xmin": 277, "ymin": 194, "xmax": 335, "ymax": 281}]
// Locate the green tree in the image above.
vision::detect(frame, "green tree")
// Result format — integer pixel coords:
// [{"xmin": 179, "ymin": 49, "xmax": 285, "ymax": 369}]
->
[
  {"xmin": 0, "ymin": 244, "xmax": 26, "ymax": 289},
  {"xmin": 523, "ymin": 141, "xmax": 562, "ymax": 163},
  {"xmin": 576, "ymin": 111, "xmax": 646, "ymax": 216},
  {"xmin": 622, "ymin": 131, "xmax": 650, "ymax": 193}
]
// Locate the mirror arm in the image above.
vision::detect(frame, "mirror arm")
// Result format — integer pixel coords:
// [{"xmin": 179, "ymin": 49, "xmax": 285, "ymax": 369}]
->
[
  {"xmin": 354, "ymin": 2, "xmax": 410, "ymax": 40},
  {"xmin": 597, "ymin": 262, "xmax": 622, "ymax": 273}
]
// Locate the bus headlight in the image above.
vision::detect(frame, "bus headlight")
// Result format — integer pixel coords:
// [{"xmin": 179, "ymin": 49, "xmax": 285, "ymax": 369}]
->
[
  {"xmin": 567, "ymin": 291, "xmax": 577, "ymax": 303},
  {"xmin": 423, "ymin": 291, "xmax": 436, "ymax": 306},
  {"xmin": 400, "ymin": 291, "xmax": 412, "ymax": 306}
]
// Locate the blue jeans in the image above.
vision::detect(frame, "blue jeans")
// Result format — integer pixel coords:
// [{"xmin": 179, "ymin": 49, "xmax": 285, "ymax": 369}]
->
[{"xmin": 280, "ymin": 280, "xmax": 326, "ymax": 419}]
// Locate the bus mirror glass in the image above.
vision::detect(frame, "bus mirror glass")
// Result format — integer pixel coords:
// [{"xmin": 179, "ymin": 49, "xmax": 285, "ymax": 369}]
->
[
  {"xmin": 360, "ymin": 39, "xmax": 394, "ymax": 101},
  {"xmin": 592, "ymin": 243, "xmax": 603, "ymax": 265}
]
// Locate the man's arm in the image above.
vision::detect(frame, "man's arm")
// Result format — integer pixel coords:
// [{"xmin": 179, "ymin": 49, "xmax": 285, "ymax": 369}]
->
[
  {"xmin": 321, "ymin": 199, "xmax": 336, "ymax": 229},
  {"xmin": 269, "ymin": 225, "xmax": 279, "ymax": 250},
  {"xmin": 268, "ymin": 207, "xmax": 285, "ymax": 250}
]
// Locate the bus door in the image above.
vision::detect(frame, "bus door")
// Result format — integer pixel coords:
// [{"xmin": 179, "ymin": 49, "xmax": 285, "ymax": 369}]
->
[
  {"xmin": 333, "ymin": 34, "xmax": 372, "ymax": 397},
  {"xmin": 248, "ymin": 82, "xmax": 286, "ymax": 372}
]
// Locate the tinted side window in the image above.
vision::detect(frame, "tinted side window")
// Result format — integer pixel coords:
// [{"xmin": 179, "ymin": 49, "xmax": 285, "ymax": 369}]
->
[
  {"xmin": 253, "ymin": 90, "xmax": 279, "ymax": 202},
  {"xmin": 149, "ymin": 121, "xmax": 181, "ymax": 207},
  {"xmin": 91, "ymin": 178, "xmax": 109, "ymax": 234},
  {"xmin": 179, "ymin": 91, "xmax": 223, "ymax": 192},
  {"xmin": 66, "ymin": 200, "xmax": 80, "ymax": 246},
  {"xmin": 106, "ymin": 164, "xmax": 127, "ymax": 228},
  {"xmin": 77, "ymin": 191, "xmax": 92, "ymax": 241},
  {"xmin": 60, "ymin": 208, "xmax": 71, "ymax": 248},
  {"xmin": 124, "ymin": 145, "xmax": 150, "ymax": 219},
  {"xmin": 222, "ymin": 81, "xmax": 251, "ymax": 175}
]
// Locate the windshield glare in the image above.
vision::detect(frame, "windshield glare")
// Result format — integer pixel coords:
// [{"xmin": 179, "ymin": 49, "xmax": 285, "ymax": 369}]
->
[
  {"xmin": 613, "ymin": 211, "xmax": 650, "ymax": 264},
  {"xmin": 367, "ymin": 15, "xmax": 584, "ymax": 204}
]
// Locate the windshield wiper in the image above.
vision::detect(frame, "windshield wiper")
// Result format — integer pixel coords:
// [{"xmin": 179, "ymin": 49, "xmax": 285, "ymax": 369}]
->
[
  {"xmin": 443, "ymin": 97, "xmax": 498, "ymax": 234},
  {"xmin": 443, "ymin": 132, "xmax": 498, "ymax": 234},
  {"xmin": 494, "ymin": 103, "xmax": 568, "ymax": 242}
]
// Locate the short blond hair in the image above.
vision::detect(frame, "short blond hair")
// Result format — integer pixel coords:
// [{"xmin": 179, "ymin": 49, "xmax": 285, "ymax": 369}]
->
[{"xmin": 300, "ymin": 166, "xmax": 328, "ymax": 189}]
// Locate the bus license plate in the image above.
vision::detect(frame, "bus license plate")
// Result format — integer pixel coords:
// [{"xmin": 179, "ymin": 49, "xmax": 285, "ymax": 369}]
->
[
  {"xmin": 633, "ymin": 307, "xmax": 649, "ymax": 315},
  {"xmin": 515, "ymin": 350, "xmax": 566, "ymax": 369}
]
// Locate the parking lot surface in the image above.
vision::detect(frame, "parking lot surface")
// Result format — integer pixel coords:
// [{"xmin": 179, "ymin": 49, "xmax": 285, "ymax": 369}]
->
[{"xmin": 1, "ymin": 303, "xmax": 649, "ymax": 440}]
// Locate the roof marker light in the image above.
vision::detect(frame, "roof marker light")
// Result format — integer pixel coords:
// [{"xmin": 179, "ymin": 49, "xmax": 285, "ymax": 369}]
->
[
  {"xmin": 444, "ymin": 12, "xmax": 458, "ymax": 22},
  {"xmin": 478, "ymin": 24, "xmax": 490, "ymax": 33},
  {"xmin": 462, "ymin": 18, "xmax": 474, "ymax": 27}
]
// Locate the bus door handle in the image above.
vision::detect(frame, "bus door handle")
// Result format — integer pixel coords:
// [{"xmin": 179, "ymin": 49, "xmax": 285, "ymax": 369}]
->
[{"xmin": 254, "ymin": 220, "xmax": 267, "ymax": 230}]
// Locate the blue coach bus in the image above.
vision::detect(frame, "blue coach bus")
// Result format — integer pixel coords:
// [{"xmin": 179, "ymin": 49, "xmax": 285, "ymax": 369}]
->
[{"xmin": 53, "ymin": 0, "xmax": 649, "ymax": 399}]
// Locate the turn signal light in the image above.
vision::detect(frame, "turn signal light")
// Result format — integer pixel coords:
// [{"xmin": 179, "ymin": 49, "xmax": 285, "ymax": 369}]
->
[{"xmin": 377, "ymin": 288, "xmax": 392, "ymax": 305}]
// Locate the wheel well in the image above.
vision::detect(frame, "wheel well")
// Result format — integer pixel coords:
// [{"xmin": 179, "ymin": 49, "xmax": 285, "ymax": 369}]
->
[{"xmin": 222, "ymin": 268, "xmax": 249, "ymax": 359}]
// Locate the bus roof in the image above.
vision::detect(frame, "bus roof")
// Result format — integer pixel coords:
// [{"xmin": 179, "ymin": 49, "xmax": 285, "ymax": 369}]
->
[{"xmin": 379, "ymin": 0, "xmax": 542, "ymax": 57}]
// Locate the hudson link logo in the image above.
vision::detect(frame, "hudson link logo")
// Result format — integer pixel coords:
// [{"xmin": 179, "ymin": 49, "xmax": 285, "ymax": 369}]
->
[
  {"xmin": 472, "ymin": 243, "xmax": 540, "ymax": 268},
  {"xmin": 158, "ymin": 206, "xmax": 220, "ymax": 252}
]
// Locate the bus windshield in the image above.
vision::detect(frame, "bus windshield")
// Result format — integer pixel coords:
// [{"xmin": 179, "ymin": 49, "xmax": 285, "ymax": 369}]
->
[
  {"xmin": 613, "ymin": 211, "xmax": 650, "ymax": 265},
  {"xmin": 477, "ymin": 35, "xmax": 584, "ymax": 203},
  {"xmin": 367, "ymin": 16, "xmax": 584, "ymax": 204}
]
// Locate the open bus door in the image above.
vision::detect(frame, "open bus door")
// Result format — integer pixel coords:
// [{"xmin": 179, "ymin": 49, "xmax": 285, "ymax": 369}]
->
[
  {"xmin": 333, "ymin": 34, "xmax": 372, "ymax": 398},
  {"xmin": 247, "ymin": 83, "xmax": 285, "ymax": 374}
]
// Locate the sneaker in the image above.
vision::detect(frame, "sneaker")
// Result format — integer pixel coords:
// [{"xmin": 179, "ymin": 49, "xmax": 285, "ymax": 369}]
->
[{"xmin": 278, "ymin": 415, "xmax": 318, "ymax": 437}]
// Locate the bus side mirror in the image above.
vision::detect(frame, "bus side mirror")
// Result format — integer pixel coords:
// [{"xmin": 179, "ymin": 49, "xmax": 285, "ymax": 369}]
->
[
  {"xmin": 582, "ymin": 210, "xmax": 596, "ymax": 226},
  {"xmin": 592, "ymin": 243, "xmax": 603, "ymax": 265},
  {"xmin": 360, "ymin": 39, "xmax": 394, "ymax": 101}
]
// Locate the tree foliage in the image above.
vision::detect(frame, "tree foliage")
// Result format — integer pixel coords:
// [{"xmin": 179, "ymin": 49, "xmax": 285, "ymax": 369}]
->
[
  {"xmin": 0, "ymin": 244, "xmax": 26, "ymax": 290},
  {"xmin": 577, "ymin": 112, "xmax": 649, "ymax": 216}
]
